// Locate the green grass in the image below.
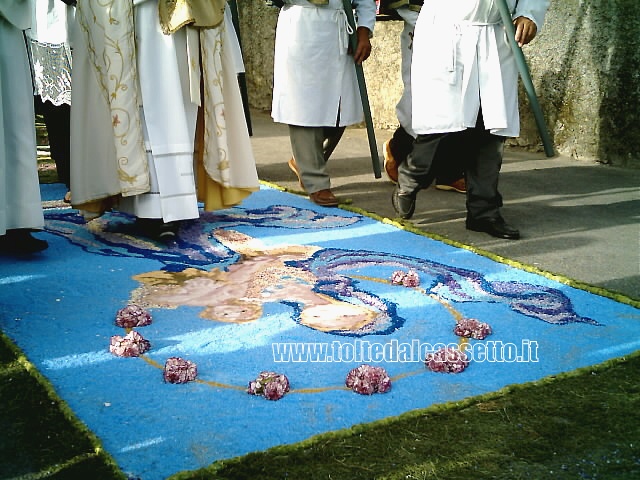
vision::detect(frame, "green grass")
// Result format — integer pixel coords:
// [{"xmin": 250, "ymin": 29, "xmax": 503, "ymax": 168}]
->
[
  {"xmin": 171, "ymin": 351, "xmax": 640, "ymax": 480},
  {"xmin": 0, "ymin": 333, "xmax": 125, "ymax": 480},
  {"xmin": 1, "ymin": 326, "xmax": 637, "ymax": 479}
]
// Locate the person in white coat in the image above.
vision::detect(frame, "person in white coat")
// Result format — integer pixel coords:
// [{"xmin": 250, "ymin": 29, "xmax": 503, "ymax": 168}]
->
[
  {"xmin": 392, "ymin": 0, "xmax": 549, "ymax": 240},
  {"xmin": 381, "ymin": 0, "xmax": 467, "ymax": 194},
  {"xmin": 272, "ymin": 0, "xmax": 376, "ymax": 207},
  {"xmin": 0, "ymin": 1, "xmax": 48, "ymax": 254}
]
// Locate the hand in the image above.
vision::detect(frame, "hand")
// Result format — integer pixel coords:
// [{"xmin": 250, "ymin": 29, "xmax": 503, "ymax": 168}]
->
[
  {"xmin": 513, "ymin": 16, "xmax": 537, "ymax": 47},
  {"xmin": 352, "ymin": 27, "xmax": 372, "ymax": 64}
]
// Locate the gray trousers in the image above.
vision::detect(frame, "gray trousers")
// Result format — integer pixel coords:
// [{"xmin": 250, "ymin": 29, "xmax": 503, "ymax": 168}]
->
[
  {"xmin": 288, "ymin": 125, "xmax": 346, "ymax": 193},
  {"xmin": 398, "ymin": 110, "xmax": 506, "ymax": 221}
]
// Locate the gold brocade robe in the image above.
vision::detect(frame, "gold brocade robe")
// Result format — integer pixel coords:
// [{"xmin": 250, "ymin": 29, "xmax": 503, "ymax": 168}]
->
[{"xmin": 159, "ymin": 0, "xmax": 227, "ymax": 34}]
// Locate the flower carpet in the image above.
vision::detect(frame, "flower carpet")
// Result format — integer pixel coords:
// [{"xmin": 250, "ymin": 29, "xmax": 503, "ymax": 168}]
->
[{"xmin": 0, "ymin": 184, "xmax": 638, "ymax": 479}]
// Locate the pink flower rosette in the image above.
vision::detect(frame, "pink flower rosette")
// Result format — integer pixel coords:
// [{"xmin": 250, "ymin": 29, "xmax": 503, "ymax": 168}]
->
[
  {"xmin": 115, "ymin": 304, "xmax": 152, "ymax": 328},
  {"xmin": 163, "ymin": 357, "xmax": 198, "ymax": 384},
  {"xmin": 391, "ymin": 270, "xmax": 407, "ymax": 285},
  {"xmin": 425, "ymin": 347, "xmax": 470, "ymax": 374},
  {"xmin": 390, "ymin": 270, "xmax": 420, "ymax": 287},
  {"xmin": 453, "ymin": 318, "xmax": 492, "ymax": 340},
  {"xmin": 402, "ymin": 270, "xmax": 420, "ymax": 287},
  {"xmin": 247, "ymin": 371, "xmax": 290, "ymax": 401},
  {"xmin": 109, "ymin": 330, "xmax": 151, "ymax": 357},
  {"xmin": 345, "ymin": 364, "xmax": 392, "ymax": 395}
]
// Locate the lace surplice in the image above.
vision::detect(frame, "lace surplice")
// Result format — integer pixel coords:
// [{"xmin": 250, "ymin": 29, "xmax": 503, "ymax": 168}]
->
[{"xmin": 29, "ymin": 39, "xmax": 72, "ymax": 106}]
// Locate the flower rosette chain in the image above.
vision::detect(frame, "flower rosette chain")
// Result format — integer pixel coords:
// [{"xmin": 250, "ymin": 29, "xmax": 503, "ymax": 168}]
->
[{"xmin": 110, "ymin": 305, "xmax": 153, "ymax": 357}]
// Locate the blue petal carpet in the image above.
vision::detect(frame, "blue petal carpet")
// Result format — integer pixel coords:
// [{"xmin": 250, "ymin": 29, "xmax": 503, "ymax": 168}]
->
[{"xmin": 1, "ymin": 183, "xmax": 638, "ymax": 479}]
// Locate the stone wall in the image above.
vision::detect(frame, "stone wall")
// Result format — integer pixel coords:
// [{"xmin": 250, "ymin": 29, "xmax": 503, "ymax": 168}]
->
[{"xmin": 235, "ymin": 0, "xmax": 640, "ymax": 168}]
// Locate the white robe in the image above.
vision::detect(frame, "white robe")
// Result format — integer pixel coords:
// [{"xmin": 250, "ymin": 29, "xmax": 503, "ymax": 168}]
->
[
  {"xmin": 117, "ymin": 0, "xmax": 201, "ymax": 222},
  {"xmin": 0, "ymin": 6, "xmax": 45, "ymax": 235},
  {"xmin": 271, "ymin": 0, "xmax": 376, "ymax": 127},
  {"xmin": 411, "ymin": 0, "xmax": 549, "ymax": 137}
]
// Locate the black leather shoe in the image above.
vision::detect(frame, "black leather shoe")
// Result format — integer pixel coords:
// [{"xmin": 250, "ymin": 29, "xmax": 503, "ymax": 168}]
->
[
  {"xmin": 136, "ymin": 218, "xmax": 179, "ymax": 243},
  {"xmin": 466, "ymin": 216, "xmax": 520, "ymax": 240},
  {"xmin": 392, "ymin": 187, "xmax": 416, "ymax": 220},
  {"xmin": 157, "ymin": 222, "xmax": 179, "ymax": 243},
  {"xmin": 0, "ymin": 229, "xmax": 49, "ymax": 254}
]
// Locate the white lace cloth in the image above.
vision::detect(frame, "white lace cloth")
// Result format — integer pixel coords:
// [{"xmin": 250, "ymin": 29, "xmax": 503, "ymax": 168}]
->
[
  {"xmin": 27, "ymin": 0, "xmax": 74, "ymax": 106},
  {"xmin": 29, "ymin": 39, "xmax": 72, "ymax": 106}
]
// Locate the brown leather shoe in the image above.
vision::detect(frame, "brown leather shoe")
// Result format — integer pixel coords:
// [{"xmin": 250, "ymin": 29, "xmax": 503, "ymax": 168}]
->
[
  {"xmin": 435, "ymin": 177, "xmax": 466, "ymax": 194},
  {"xmin": 383, "ymin": 139, "xmax": 398, "ymax": 184},
  {"xmin": 288, "ymin": 157, "xmax": 304, "ymax": 189},
  {"xmin": 309, "ymin": 189, "xmax": 339, "ymax": 207}
]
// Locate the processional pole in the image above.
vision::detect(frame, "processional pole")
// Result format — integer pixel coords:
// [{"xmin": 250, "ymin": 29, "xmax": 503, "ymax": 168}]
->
[
  {"xmin": 496, "ymin": 0, "xmax": 554, "ymax": 157},
  {"xmin": 341, "ymin": 0, "xmax": 382, "ymax": 178}
]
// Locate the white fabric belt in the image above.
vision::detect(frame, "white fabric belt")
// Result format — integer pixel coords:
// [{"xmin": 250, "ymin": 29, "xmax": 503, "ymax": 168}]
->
[
  {"xmin": 332, "ymin": 8, "xmax": 353, "ymax": 51},
  {"xmin": 447, "ymin": 21, "xmax": 501, "ymax": 72}
]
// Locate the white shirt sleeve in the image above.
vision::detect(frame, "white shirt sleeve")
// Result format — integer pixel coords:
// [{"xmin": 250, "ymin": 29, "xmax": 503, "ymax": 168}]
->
[
  {"xmin": 352, "ymin": 0, "xmax": 376, "ymax": 34},
  {"xmin": 514, "ymin": 0, "xmax": 550, "ymax": 32}
]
